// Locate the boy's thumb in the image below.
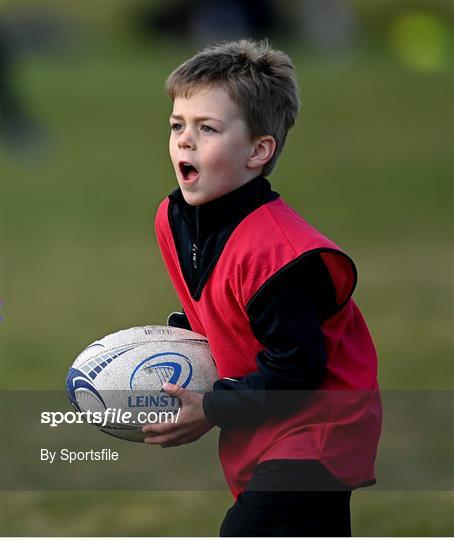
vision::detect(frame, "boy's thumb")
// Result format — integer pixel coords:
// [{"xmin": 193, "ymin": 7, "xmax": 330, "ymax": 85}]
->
[{"xmin": 162, "ymin": 382, "xmax": 183, "ymax": 396}]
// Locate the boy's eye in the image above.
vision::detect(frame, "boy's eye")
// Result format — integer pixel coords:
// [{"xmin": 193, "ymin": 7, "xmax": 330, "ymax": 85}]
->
[
  {"xmin": 170, "ymin": 123, "xmax": 216, "ymax": 133},
  {"xmin": 200, "ymin": 125, "xmax": 216, "ymax": 133}
]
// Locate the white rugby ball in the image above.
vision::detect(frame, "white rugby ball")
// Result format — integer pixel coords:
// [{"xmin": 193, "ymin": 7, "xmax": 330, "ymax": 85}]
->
[{"xmin": 66, "ymin": 325, "xmax": 217, "ymax": 443}]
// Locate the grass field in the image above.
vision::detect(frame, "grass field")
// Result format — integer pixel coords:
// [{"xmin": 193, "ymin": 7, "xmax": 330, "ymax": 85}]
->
[{"xmin": 1, "ymin": 24, "xmax": 453, "ymax": 537}]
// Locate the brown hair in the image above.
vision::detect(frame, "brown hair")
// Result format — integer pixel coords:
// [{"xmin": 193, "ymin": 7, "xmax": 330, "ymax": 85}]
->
[{"xmin": 166, "ymin": 39, "xmax": 300, "ymax": 176}]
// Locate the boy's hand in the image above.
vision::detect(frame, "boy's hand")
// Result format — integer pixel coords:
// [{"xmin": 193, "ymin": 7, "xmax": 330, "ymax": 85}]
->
[{"xmin": 142, "ymin": 382, "xmax": 214, "ymax": 448}]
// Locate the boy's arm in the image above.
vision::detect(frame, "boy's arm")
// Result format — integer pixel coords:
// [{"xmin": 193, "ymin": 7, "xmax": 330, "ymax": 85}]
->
[{"xmin": 202, "ymin": 254, "xmax": 337, "ymax": 428}]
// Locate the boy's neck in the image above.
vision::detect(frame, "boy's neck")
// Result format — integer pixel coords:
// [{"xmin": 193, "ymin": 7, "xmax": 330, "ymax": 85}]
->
[
  {"xmin": 169, "ymin": 175, "xmax": 279, "ymax": 240},
  {"xmin": 183, "ymin": 175, "xmax": 267, "ymax": 209}
]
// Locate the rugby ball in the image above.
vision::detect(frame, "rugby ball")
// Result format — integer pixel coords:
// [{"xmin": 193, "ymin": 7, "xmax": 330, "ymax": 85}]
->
[{"xmin": 66, "ymin": 325, "xmax": 217, "ymax": 443}]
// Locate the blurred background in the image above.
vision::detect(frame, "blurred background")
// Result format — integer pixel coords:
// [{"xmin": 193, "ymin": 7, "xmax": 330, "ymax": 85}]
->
[{"xmin": 1, "ymin": 0, "xmax": 453, "ymax": 535}]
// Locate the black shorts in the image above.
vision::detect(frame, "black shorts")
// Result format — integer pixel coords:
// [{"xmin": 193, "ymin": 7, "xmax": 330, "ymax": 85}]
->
[{"xmin": 220, "ymin": 460, "xmax": 352, "ymax": 537}]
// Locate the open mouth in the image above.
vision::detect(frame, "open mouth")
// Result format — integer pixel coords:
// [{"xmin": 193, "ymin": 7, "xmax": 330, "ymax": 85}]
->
[{"xmin": 179, "ymin": 161, "xmax": 199, "ymax": 182}]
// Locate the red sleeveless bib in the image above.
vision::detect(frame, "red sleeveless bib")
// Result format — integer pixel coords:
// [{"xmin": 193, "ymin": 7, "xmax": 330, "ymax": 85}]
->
[{"xmin": 155, "ymin": 196, "xmax": 382, "ymax": 498}]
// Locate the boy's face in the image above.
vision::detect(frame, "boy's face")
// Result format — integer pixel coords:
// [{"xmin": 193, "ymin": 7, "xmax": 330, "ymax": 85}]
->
[{"xmin": 169, "ymin": 86, "xmax": 258, "ymax": 206}]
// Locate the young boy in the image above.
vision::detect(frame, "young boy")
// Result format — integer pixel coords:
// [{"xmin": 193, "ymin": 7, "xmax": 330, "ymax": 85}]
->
[{"xmin": 143, "ymin": 39, "xmax": 382, "ymax": 537}]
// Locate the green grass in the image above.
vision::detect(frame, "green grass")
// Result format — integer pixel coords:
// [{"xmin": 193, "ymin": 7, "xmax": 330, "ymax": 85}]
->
[
  {"xmin": 3, "ymin": 491, "xmax": 453, "ymax": 536},
  {"xmin": 2, "ymin": 491, "xmax": 231, "ymax": 536},
  {"xmin": 1, "ymin": 24, "xmax": 453, "ymax": 537}
]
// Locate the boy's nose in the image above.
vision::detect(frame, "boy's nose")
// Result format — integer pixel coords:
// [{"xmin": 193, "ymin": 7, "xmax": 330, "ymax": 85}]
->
[{"xmin": 178, "ymin": 130, "xmax": 196, "ymax": 150}]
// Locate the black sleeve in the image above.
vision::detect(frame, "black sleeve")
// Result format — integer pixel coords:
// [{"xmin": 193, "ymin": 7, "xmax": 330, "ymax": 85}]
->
[{"xmin": 202, "ymin": 254, "xmax": 338, "ymax": 428}]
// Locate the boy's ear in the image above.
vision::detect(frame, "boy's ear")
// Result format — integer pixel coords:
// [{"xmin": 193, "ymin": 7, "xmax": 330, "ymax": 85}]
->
[{"xmin": 247, "ymin": 136, "xmax": 276, "ymax": 171}]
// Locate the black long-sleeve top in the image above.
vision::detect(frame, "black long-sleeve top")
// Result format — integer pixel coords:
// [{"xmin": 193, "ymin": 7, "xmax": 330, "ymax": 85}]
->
[{"xmin": 167, "ymin": 176, "xmax": 338, "ymax": 428}]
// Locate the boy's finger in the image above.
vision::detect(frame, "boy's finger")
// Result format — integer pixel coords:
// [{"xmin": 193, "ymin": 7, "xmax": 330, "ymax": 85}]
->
[
  {"xmin": 144, "ymin": 429, "xmax": 189, "ymax": 445},
  {"xmin": 159, "ymin": 433, "xmax": 193, "ymax": 448},
  {"xmin": 142, "ymin": 421, "xmax": 179, "ymax": 434},
  {"xmin": 142, "ymin": 424, "xmax": 158, "ymax": 434},
  {"xmin": 162, "ymin": 382, "xmax": 185, "ymax": 397},
  {"xmin": 144, "ymin": 435, "xmax": 167, "ymax": 445}
]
